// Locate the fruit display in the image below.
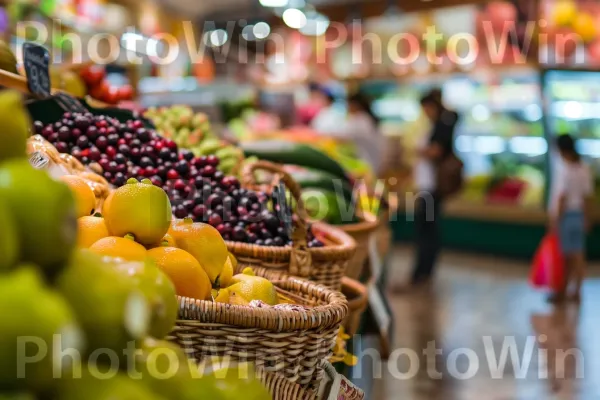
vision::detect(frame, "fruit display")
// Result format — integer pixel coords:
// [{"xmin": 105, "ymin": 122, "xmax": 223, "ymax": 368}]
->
[
  {"xmin": 34, "ymin": 110, "xmax": 324, "ymax": 248},
  {"xmin": 0, "ymin": 91, "xmax": 274, "ymax": 398},
  {"xmin": 144, "ymin": 105, "xmax": 244, "ymax": 176},
  {"xmin": 0, "ymin": 40, "xmax": 18, "ymax": 74},
  {"xmin": 79, "ymin": 64, "xmax": 134, "ymax": 105}
]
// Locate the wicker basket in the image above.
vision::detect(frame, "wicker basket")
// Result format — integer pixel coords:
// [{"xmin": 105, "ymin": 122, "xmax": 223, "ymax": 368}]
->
[
  {"xmin": 170, "ymin": 273, "xmax": 348, "ymax": 392},
  {"xmin": 340, "ymin": 277, "xmax": 369, "ymax": 337},
  {"xmin": 258, "ymin": 368, "xmax": 317, "ymax": 400},
  {"xmin": 227, "ymin": 161, "xmax": 356, "ymax": 291},
  {"xmin": 339, "ymin": 212, "xmax": 379, "ymax": 280}
]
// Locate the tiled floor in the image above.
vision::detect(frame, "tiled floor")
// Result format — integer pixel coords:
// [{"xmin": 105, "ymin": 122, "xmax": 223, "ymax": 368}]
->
[{"xmin": 367, "ymin": 247, "xmax": 600, "ymax": 400}]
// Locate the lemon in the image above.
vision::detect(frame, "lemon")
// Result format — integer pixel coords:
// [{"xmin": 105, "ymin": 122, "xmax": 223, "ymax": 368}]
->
[
  {"xmin": 169, "ymin": 218, "xmax": 228, "ymax": 285},
  {"xmin": 553, "ymin": 1, "xmax": 577, "ymax": 26},
  {"xmin": 0, "ymin": 197, "xmax": 19, "ymax": 271},
  {"xmin": 219, "ymin": 257, "xmax": 234, "ymax": 288},
  {"xmin": 77, "ymin": 215, "xmax": 109, "ymax": 248},
  {"xmin": 103, "ymin": 178, "xmax": 171, "ymax": 246},
  {"xmin": 228, "ymin": 276, "xmax": 278, "ymax": 306},
  {"xmin": 0, "ymin": 267, "xmax": 82, "ymax": 392},
  {"xmin": 147, "ymin": 247, "xmax": 211, "ymax": 301},
  {"xmin": 57, "ymin": 250, "xmax": 151, "ymax": 356},
  {"xmin": 0, "ymin": 160, "xmax": 77, "ymax": 275},
  {"xmin": 89, "ymin": 235, "xmax": 147, "ymax": 261},
  {"xmin": 214, "ymin": 288, "xmax": 230, "ymax": 303},
  {"xmin": 573, "ymin": 13, "xmax": 596, "ymax": 43},
  {"xmin": 60, "ymin": 175, "xmax": 96, "ymax": 218},
  {"xmin": 112, "ymin": 259, "xmax": 178, "ymax": 339},
  {"xmin": 0, "ymin": 91, "xmax": 29, "ymax": 163},
  {"xmin": 203, "ymin": 362, "xmax": 271, "ymax": 400}
]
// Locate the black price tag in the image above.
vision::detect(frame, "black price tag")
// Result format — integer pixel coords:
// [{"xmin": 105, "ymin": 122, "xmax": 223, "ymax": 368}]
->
[
  {"xmin": 23, "ymin": 43, "xmax": 51, "ymax": 98},
  {"xmin": 272, "ymin": 182, "xmax": 293, "ymax": 238},
  {"xmin": 55, "ymin": 92, "xmax": 87, "ymax": 113}
]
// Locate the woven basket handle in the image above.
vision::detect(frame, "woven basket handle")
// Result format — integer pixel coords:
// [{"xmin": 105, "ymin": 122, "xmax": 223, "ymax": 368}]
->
[{"xmin": 241, "ymin": 160, "xmax": 313, "ymax": 278}]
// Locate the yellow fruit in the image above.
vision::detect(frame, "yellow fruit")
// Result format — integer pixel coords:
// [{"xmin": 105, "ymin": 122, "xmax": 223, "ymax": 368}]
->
[
  {"xmin": 0, "ymin": 160, "xmax": 76, "ymax": 275},
  {"xmin": 169, "ymin": 218, "xmax": 228, "ymax": 284},
  {"xmin": 77, "ymin": 215, "xmax": 108, "ymax": 248},
  {"xmin": 161, "ymin": 233, "xmax": 177, "ymax": 247},
  {"xmin": 0, "ymin": 197, "xmax": 19, "ymax": 271},
  {"xmin": 0, "ymin": 267, "xmax": 83, "ymax": 392},
  {"xmin": 219, "ymin": 257, "xmax": 234, "ymax": 288},
  {"xmin": 204, "ymin": 362, "xmax": 271, "ymax": 400},
  {"xmin": 60, "ymin": 175, "xmax": 96, "ymax": 218},
  {"xmin": 147, "ymin": 247, "xmax": 211, "ymax": 300},
  {"xmin": 0, "ymin": 41, "xmax": 18, "ymax": 74},
  {"xmin": 553, "ymin": 1, "xmax": 577, "ymax": 26},
  {"xmin": 228, "ymin": 291, "xmax": 250, "ymax": 306},
  {"xmin": 89, "ymin": 235, "xmax": 147, "ymax": 261},
  {"xmin": 573, "ymin": 13, "xmax": 596, "ymax": 43},
  {"xmin": 214, "ymin": 288, "xmax": 230, "ymax": 303},
  {"xmin": 228, "ymin": 252, "xmax": 238, "ymax": 270},
  {"xmin": 103, "ymin": 178, "xmax": 171, "ymax": 245},
  {"xmin": 0, "ymin": 91, "xmax": 29, "ymax": 163},
  {"xmin": 61, "ymin": 70, "xmax": 87, "ymax": 98},
  {"xmin": 112, "ymin": 259, "xmax": 178, "ymax": 339},
  {"xmin": 230, "ymin": 267, "xmax": 256, "ymax": 285},
  {"xmin": 228, "ymin": 276, "xmax": 278, "ymax": 306}
]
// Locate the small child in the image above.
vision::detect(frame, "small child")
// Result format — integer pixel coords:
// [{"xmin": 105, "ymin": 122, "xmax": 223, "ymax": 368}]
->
[{"xmin": 549, "ymin": 134, "xmax": 594, "ymax": 302}]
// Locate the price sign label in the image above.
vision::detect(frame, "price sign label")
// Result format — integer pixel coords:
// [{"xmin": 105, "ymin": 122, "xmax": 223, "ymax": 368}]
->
[
  {"xmin": 23, "ymin": 43, "xmax": 51, "ymax": 98},
  {"xmin": 29, "ymin": 151, "xmax": 49, "ymax": 169},
  {"xmin": 55, "ymin": 92, "xmax": 87, "ymax": 113}
]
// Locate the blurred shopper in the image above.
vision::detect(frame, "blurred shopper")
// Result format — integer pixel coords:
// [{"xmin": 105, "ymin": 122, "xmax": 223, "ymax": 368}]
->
[
  {"xmin": 297, "ymin": 82, "xmax": 327, "ymax": 125},
  {"xmin": 311, "ymin": 88, "xmax": 344, "ymax": 134},
  {"xmin": 549, "ymin": 134, "xmax": 593, "ymax": 303},
  {"xmin": 403, "ymin": 90, "xmax": 459, "ymax": 289}
]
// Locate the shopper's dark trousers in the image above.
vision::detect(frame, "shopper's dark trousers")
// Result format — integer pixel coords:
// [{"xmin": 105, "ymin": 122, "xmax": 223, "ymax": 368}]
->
[{"xmin": 411, "ymin": 194, "xmax": 443, "ymax": 284}]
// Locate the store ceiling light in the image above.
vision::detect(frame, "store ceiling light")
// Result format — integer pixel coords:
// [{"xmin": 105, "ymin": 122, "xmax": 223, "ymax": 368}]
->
[
  {"xmin": 253, "ymin": 22, "xmax": 271, "ymax": 39},
  {"xmin": 205, "ymin": 29, "xmax": 228, "ymax": 47},
  {"xmin": 299, "ymin": 12, "xmax": 329, "ymax": 36},
  {"xmin": 283, "ymin": 8, "xmax": 307, "ymax": 29},
  {"xmin": 259, "ymin": 0, "xmax": 288, "ymax": 7}
]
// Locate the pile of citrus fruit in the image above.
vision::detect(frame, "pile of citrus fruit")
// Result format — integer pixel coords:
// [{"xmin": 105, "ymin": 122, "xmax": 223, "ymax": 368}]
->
[{"xmin": 0, "ymin": 90, "xmax": 271, "ymax": 400}]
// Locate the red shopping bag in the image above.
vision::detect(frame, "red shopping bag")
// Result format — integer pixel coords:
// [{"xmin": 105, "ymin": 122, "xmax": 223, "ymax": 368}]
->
[{"xmin": 530, "ymin": 233, "xmax": 565, "ymax": 291}]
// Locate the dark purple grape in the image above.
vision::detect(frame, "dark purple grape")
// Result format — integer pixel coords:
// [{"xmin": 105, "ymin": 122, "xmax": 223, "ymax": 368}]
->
[
  {"xmin": 114, "ymin": 153, "xmax": 127, "ymax": 165},
  {"xmin": 86, "ymin": 126, "xmax": 99, "ymax": 141},
  {"xmin": 95, "ymin": 136, "xmax": 108, "ymax": 150},
  {"xmin": 88, "ymin": 147, "xmax": 101, "ymax": 161},
  {"xmin": 103, "ymin": 171, "xmax": 113, "ymax": 180},
  {"xmin": 41, "ymin": 126, "xmax": 53, "ymax": 138},
  {"xmin": 54, "ymin": 121, "xmax": 63, "ymax": 130},
  {"xmin": 175, "ymin": 160, "xmax": 190, "ymax": 175},
  {"xmin": 232, "ymin": 227, "xmax": 247, "ymax": 242},
  {"xmin": 201, "ymin": 166, "xmax": 216, "ymax": 177},
  {"xmin": 213, "ymin": 171, "xmax": 224, "ymax": 182},
  {"xmin": 137, "ymin": 128, "xmax": 151, "ymax": 142},
  {"xmin": 193, "ymin": 204, "xmax": 207, "ymax": 219},
  {"xmin": 107, "ymin": 134, "xmax": 119, "ymax": 146},
  {"xmin": 80, "ymin": 156, "xmax": 90, "ymax": 164},
  {"xmin": 130, "ymin": 147, "xmax": 141, "ymax": 159},
  {"xmin": 130, "ymin": 139, "xmax": 142, "ymax": 149},
  {"xmin": 193, "ymin": 156, "xmax": 207, "ymax": 169},
  {"xmin": 55, "ymin": 142, "xmax": 68, "ymax": 153},
  {"xmin": 206, "ymin": 155, "xmax": 219, "ymax": 167},
  {"xmin": 76, "ymin": 136, "xmax": 89, "ymax": 149},
  {"xmin": 71, "ymin": 128, "xmax": 82, "ymax": 140},
  {"xmin": 183, "ymin": 199, "xmax": 195, "ymax": 210},
  {"xmin": 140, "ymin": 157, "xmax": 154, "ymax": 168},
  {"xmin": 174, "ymin": 205, "xmax": 188, "ymax": 219},
  {"xmin": 159, "ymin": 148, "xmax": 171, "ymax": 160},
  {"xmin": 273, "ymin": 237, "xmax": 284, "ymax": 246},
  {"xmin": 118, "ymin": 144, "xmax": 130, "ymax": 156},
  {"xmin": 260, "ymin": 229, "xmax": 272, "ymax": 240},
  {"xmin": 33, "ymin": 121, "xmax": 44, "ymax": 134},
  {"xmin": 264, "ymin": 238, "xmax": 274, "ymax": 246},
  {"xmin": 150, "ymin": 175, "xmax": 163, "ymax": 187},
  {"xmin": 57, "ymin": 126, "xmax": 70, "ymax": 141},
  {"xmin": 208, "ymin": 213, "xmax": 222, "ymax": 226},
  {"xmin": 181, "ymin": 149, "xmax": 194, "ymax": 161},
  {"xmin": 113, "ymin": 172, "xmax": 127, "ymax": 186},
  {"xmin": 255, "ymin": 239, "xmax": 264, "ymax": 246}
]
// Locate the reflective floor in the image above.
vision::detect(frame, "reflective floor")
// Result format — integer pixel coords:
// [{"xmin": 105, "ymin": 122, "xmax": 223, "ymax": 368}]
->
[{"xmin": 368, "ymin": 247, "xmax": 600, "ymax": 400}]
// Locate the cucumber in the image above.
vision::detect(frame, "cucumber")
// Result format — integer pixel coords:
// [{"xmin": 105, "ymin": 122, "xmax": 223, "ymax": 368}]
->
[
  {"xmin": 241, "ymin": 140, "xmax": 349, "ymax": 181},
  {"xmin": 290, "ymin": 168, "xmax": 354, "ymax": 203}
]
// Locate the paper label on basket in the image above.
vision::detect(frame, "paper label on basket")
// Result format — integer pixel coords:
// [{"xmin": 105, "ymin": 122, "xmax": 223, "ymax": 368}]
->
[
  {"xmin": 368, "ymin": 234, "xmax": 382, "ymax": 282},
  {"xmin": 29, "ymin": 151, "xmax": 49, "ymax": 169},
  {"xmin": 23, "ymin": 43, "xmax": 51, "ymax": 98}
]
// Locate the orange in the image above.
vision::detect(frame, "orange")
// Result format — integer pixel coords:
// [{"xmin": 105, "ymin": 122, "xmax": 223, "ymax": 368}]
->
[
  {"xmin": 103, "ymin": 178, "xmax": 171, "ymax": 246},
  {"xmin": 77, "ymin": 215, "xmax": 109, "ymax": 248},
  {"xmin": 89, "ymin": 235, "xmax": 147, "ymax": 261},
  {"xmin": 147, "ymin": 247, "xmax": 211, "ymax": 300},
  {"xmin": 60, "ymin": 175, "xmax": 96, "ymax": 218},
  {"xmin": 169, "ymin": 218, "xmax": 228, "ymax": 285}
]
